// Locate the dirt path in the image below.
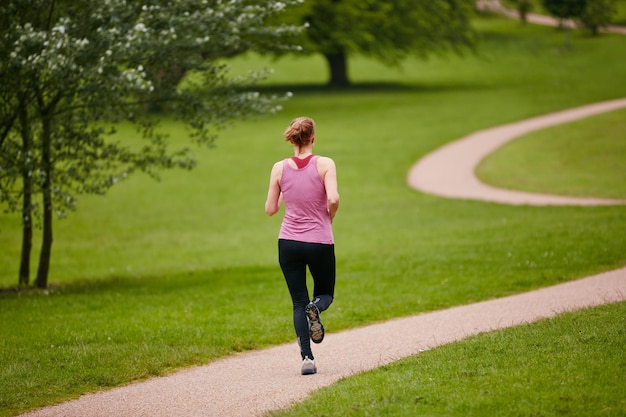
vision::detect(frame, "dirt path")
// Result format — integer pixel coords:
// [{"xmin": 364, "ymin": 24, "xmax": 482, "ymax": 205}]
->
[
  {"xmin": 408, "ymin": 98, "xmax": 626, "ymax": 206},
  {"xmin": 20, "ymin": 98, "xmax": 626, "ymax": 416},
  {"xmin": 20, "ymin": 271, "xmax": 626, "ymax": 417}
]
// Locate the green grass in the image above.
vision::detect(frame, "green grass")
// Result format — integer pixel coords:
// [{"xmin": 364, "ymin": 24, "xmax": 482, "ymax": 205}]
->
[
  {"xmin": 617, "ymin": 0, "xmax": 626, "ymax": 25},
  {"xmin": 1, "ymin": 13, "xmax": 626, "ymax": 417},
  {"xmin": 477, "ymin": 107, "xmax": 626, "ymax": 198},
  {"xmin": 270, "ymin": 302, "xmax": 626, "ymax": 417},
  {"xmin": 0, "ymin": 268, "xmax": 294, "ymax": 415}
]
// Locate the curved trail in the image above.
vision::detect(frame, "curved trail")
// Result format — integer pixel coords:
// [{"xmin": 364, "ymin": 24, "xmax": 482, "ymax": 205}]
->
[
  {"xmin": 408, "ymin": 98, "xmax": 626, "ymax": 206},
  {"xmin": 20, "ymin": 99, "xmax": 626, "ymax": 416}
]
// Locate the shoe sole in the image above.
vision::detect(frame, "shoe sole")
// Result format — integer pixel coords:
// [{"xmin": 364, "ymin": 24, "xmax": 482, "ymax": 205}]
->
[
  {"xmin": 301, "ymin": 367, "xmax": 317, "ymax": 375},
  {"xmin": 305, "ymin": 304, "xmax": 324, "ymax": 344}
]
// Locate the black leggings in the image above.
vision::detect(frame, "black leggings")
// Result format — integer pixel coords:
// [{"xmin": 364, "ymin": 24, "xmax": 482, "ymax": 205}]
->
[{"xmin": 278, "ymin": 239, "xmax": 335, "ymax": 360}]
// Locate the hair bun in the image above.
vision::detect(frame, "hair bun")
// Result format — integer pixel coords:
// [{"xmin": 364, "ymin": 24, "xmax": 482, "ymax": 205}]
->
[{"xmin": 284, "ymin": 117, "xmax": 315, "ymax": 148}]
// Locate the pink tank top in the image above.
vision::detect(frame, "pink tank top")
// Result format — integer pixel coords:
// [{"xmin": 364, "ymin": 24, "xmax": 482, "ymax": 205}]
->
[{"xmin": 279, "ymin": 155, "xmax": 334, "ymax": 244}]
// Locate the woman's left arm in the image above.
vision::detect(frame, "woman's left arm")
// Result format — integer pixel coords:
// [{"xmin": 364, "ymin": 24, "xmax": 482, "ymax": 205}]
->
[{"xmin": 265, "ymin": 161, "xmax": 283, "ymax": 216}]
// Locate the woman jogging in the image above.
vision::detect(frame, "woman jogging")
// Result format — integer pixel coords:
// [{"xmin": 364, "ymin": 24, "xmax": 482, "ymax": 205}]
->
[{"xmin": 265, "ymin": 116, "xmax": 340, "ymax": 375}]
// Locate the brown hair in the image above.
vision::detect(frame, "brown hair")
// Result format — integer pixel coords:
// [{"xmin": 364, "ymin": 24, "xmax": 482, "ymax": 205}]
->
[{"xmin": 284, "ymin": 117, "xmax": 315, "ymax": 148}]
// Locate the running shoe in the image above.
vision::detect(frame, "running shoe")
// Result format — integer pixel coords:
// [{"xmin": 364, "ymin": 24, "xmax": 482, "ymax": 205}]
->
[
  {"xmin": 305, "ymin": 303, "xmax": 324, "ymax": 344},
  {"xmin": 301, "ymin": 356, "xmax": 317, "ymax": 375}
]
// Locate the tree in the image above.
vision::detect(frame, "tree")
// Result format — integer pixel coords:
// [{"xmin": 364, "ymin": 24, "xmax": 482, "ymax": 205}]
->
[
  {"xmin": 512, "ymin": 0, "xmax": 533, "ymax": 24},
  {"xmin": 542, "ymin": 0, "xmax": 587, "ymax": 47},
  {"xmin": 542, "ymin": 0, "xmax": 587, "ymax": 18},
  {"xmin": 0, "ymin": 0, "xmax": 302, "ymax": 289},
  {"xmin": 275, "ymin": 0, "xmax": 478, "ymax": 86},
  {"xmin": 579, "ymin": 0, "xmax": 617, "ymax": 36}
]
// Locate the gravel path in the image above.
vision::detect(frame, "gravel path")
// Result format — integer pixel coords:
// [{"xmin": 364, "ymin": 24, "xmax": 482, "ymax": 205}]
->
[
  {"xmin": 408, "ymin": 98, "xmax": 626, "ymax": 206},
  {"xmin": 20, "ymin": 97, "xmax": 626, "ymax": 417}
]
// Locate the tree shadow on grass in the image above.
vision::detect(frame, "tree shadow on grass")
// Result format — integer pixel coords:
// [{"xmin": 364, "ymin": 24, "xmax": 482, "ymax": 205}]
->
[
  {"xmin": 254, "ymin": 80, "xmax": 493, "ymax": 96},
  {"xmin": 0, "ymin": 265, "xmax": 279, "ymax": 298}
]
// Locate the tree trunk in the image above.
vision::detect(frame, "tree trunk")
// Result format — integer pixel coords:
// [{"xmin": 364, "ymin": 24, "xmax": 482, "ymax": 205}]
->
[
  {"xmin": 19, "ymin": 189, "xmax": 33, "ymax": 287},
  {"xmin": 518, "ymin": 1, "xmax": 531, "ymax": 24},
  {"xmin": 35, "ymin": 114, "xmax": 53, "ymax": 289},
  {"xmin": 18, "ymin": 99, "xmax": 33, "ymax": 287},
  {"xmin": 324, "ymin": 51, "xmax": 350, "ymax": 87},
  {"xmin": 36, "ymin": 189, "xmax": 53, "ymax": 289}
]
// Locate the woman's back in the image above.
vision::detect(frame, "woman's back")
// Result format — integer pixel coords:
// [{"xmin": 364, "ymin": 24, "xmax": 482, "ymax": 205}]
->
[{"xmin": 279, "ymin": 156, "xmax": 334, "ymax": 244}]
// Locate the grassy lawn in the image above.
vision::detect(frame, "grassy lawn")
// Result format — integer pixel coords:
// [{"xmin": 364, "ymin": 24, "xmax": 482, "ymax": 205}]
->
[
  {"xmin": 617, "ymin": 0, "xmax": 626, "ymax": 25},
  {"xmin": 477, "ymin": 107, "xmax": 626, "ymax": 198},
  {"xmin": 1, "ymin": 12, "xmax": 626, "ymax": 417},
  {"xmin": 270, "ymin": 302, "xmax": 626, "ymax": 417}
]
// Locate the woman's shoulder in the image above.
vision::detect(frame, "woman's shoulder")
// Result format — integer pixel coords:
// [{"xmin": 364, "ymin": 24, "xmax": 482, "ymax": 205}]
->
[
  {"xmin": 271, "ymin": 160, "xmax": 284, "ymax": 175},
  {"xmin": 316, "ymin": 155, "xmax": 336, "ymax": 168}
]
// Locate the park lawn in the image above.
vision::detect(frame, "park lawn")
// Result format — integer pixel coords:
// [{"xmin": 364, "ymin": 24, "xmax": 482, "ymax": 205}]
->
[
  {"xmin": 270, "ymin": 302, "xmax": 626, "ymax": 417},
  {"xmin": 477, "ymin": 107, "xmax": 626, "ymax": 199},
  {"xmin": 1, "ymin": 12, "xmax": 626, "ymax": 417},
  {"xmin": 618, "ymin": 0, "xmax": 626, "ymax": 24}
]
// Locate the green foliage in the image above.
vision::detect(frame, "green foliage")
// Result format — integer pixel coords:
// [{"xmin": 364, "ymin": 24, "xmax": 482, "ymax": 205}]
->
[
  {"xmin": 0, "ymin": 0, "xmax": 302, "ymax": 286},
  {"xmin": 541, "ymin": 0, "xmax": 587, "ymax": 18},
  {"xmin": 515, "ymin": 0, "xmax": 534, "ymax": 22},
  {"xmin": 541, "ymin": 0, "xmax": 588, "ymax": 48},
  {"xmin": 503, "ymin": 0, "xmax": 624, "ymax": 30},
  {"xmin": 580, "ymin": 0, "xmax": 618, "ymax": 35},
  {"xmin": 616, "ymin": 0, "xmax": 626, "ymax": 24},
  {"xmin": 276, "ymin": 0, "xmax": 478, "ymax": 84},
  {"xmin": 0, "ymin": 0, "xmax": 301, "ymax": 214},
  {"xmin": 310, "ymin": 0, "xmax": 477, "ymax": 61}
]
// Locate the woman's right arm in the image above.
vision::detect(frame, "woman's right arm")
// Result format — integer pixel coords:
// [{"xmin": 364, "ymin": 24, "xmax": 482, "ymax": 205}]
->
[{"xmin": 265, "ymin": 161, "xmax": 283, "ymax": 216}]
